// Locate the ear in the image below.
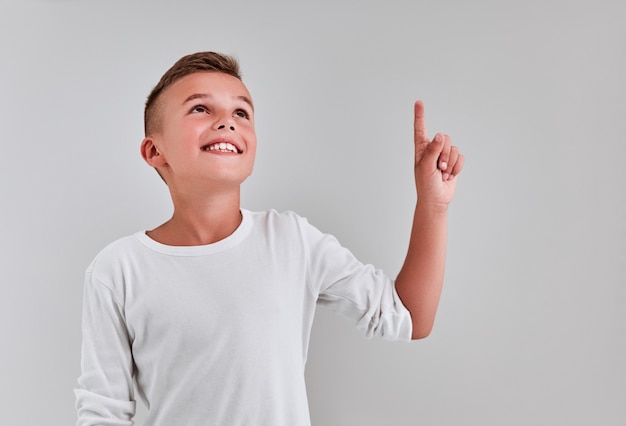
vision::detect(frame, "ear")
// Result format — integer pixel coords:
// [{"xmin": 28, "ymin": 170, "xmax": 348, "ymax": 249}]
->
[{"xmin": 140, "ymin": 137, "xmax": 166, "ymax": 167}]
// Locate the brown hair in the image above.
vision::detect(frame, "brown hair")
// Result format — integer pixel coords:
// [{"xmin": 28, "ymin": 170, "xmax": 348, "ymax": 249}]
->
[{"xmin": 144, "ymin": 51, "xmax": 242, "ymax": 136}]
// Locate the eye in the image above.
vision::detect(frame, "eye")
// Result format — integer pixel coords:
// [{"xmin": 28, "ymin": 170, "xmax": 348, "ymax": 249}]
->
[
  {"xmin": 234, "ymin": 109, "xmax": 249, "ymax": 119},
  {"xmin": 191, "ymin": 104, "xmax": 208, "ymax": 114}
]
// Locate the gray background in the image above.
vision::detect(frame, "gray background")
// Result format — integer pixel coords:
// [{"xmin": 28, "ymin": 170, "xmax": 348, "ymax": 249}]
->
[{"xmin": 1, "ymin": 0, "xmax": 625, "ymax": 425}]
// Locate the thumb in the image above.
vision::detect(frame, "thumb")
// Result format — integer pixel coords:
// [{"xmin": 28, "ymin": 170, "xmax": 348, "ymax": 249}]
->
[{"xmin": 418, "ymin": 133, "xmax": 445, "ymax": 167}]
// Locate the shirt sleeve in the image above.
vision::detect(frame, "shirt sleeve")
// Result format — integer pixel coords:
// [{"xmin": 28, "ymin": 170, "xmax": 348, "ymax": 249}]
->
[
  {"xmin": 302, "ymin": 218, "xmax": 413, "ymax": 341},
  {"xmin": 75, "ymin": 270, "xmax": 136, "ymax": 426}
]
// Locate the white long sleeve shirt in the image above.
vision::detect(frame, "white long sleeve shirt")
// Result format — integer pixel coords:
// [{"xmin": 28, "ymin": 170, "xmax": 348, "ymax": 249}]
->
[{"xmin": 75, "ymin": 209, "xmax": 412, "ymax": 425}]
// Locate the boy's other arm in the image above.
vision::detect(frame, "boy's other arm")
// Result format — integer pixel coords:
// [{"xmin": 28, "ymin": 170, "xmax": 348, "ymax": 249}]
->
[
  {"xmin": 75, "ymin": 273, "xmax": 136, "ymax": 425},
  {"xmin": 394, "ymin": 100, "xmax": 464, "ymax": 340}
]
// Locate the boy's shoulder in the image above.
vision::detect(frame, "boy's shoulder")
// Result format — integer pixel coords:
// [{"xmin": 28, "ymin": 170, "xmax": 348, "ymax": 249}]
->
[
  {"xmin": 247, "ymin": 208, "xmax": 321, "ymax": 238},
  {"xmin": 86, "ymin": 232, "xmax": 144, "ymax": 273},
  {"xmin": 247, "ymin": 208, "xmax": 307, "ymax": 225}
]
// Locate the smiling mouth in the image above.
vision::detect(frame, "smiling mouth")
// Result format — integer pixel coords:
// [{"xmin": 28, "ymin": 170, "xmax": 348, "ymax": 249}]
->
[{"xmin": 201, "ymin": 142, "xmax": 242, "ymax": 154}]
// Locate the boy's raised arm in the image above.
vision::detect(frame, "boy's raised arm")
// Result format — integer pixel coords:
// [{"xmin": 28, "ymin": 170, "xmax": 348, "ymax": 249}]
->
[{"xmin": 394, "ymin": 100, "xmax": 464, "ymax": 340}]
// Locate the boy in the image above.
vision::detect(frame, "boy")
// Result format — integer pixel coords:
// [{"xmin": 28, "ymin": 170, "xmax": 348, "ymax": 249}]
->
[{"xmin": 75, "ymin": 51, "xmax": 464, "ymax": 425}]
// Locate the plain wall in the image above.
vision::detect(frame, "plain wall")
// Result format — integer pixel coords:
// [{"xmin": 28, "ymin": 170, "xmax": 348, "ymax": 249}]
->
[{"xmin": 1, "ymin": 0, "xmax": 624, "ymax": 424}]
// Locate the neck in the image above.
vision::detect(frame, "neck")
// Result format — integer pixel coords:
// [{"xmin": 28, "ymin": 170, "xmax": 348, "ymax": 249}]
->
[{"xmin": 147, "ymin": 186, "xmax": 243, "ymax": 246}]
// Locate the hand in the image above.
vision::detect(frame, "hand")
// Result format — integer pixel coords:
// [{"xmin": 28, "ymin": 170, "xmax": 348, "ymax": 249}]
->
[{"xmin": 413, "ymin": 100, "xmax": 464, "ymax": 207}]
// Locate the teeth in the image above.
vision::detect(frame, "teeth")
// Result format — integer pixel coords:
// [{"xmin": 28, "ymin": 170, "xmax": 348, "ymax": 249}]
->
[{"xmin": 205, "ymin": 142, "xmax": 238, "ymax": 153}]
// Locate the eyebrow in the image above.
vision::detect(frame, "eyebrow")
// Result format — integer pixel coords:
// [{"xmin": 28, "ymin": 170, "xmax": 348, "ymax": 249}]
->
[{"xmin": 182, "ymin": 93, "xmax": 254, "ymax": 111}]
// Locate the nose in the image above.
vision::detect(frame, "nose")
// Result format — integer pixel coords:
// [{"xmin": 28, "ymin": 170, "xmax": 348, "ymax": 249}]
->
[{"xmin": 217, "ymin": 124, "xmax": 235, "ymax": 131}]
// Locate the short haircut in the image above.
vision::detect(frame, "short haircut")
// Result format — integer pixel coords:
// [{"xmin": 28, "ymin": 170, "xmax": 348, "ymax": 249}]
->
[{"xmin": 144, "ymin": 51, "xmax": 242, "ymax": 136}]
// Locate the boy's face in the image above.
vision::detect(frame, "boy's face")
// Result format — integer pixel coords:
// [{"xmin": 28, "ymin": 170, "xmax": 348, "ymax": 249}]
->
[{"xmin": 143, "ymin": 72, "xmax": 256, "ymax": 191}]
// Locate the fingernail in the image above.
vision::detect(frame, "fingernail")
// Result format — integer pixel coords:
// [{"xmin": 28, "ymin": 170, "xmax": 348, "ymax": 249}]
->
[
  {"xmin": 440, "ymin": 161, "xmax": 448, "ymax": 170},
  {"xmin": 435, "ymin": 134, "xmax": 443, "ymax": 143},
  {"xmin": 443, "ymin": 173, "xmax": 450, "ymax": 180}
]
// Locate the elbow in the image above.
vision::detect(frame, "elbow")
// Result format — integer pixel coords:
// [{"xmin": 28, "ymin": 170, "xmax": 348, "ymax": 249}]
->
[
  {"xmin": 411, "ymin": 329, "xmax": 432, "ymax": 340},
  {"xmin": 410, "ymin": 321, "xmax": 434, "ymax": 340}
]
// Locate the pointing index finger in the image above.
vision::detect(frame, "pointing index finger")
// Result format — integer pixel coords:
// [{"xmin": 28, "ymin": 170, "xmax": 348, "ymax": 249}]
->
[{"xmin": 414, "ymin": 100, "xmax": 428, "ymax": 144}]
